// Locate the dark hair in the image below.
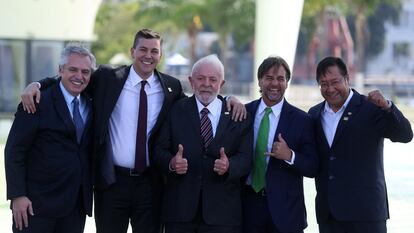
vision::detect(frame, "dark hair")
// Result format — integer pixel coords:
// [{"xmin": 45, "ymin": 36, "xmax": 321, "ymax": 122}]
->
[
  {"xmin": 316, "ymin": 56, "xmax": 348, "ymax": 83},
  {"xmin": 131, "ymin": 28, "xmax": 162, "ymax": 49},
  {"xmin": 257, "ymin": 56, "xmax": 291, "ymax": 82}
]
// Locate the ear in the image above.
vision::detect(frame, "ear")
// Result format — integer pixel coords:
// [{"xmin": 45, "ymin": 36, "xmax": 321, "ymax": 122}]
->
[
  {"xmin": 220, "ymin": 80, "xmax": 225, "ymax": 88},
  {"xmin": 130, "ymin": 47, "xmax": 135, "ymax": 59}
]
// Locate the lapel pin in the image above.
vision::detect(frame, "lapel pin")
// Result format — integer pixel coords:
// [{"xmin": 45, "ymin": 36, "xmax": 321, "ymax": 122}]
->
[
  {"xmin": 347, "ymin": 112, "xmax": 352, "ymax": 115},
  {"xmin": 168, "ymin": 87, "xmax": 172, "ymax": 93},
  {"xmin": 343, "ymin": 117, "xmax": 349, "ymax": 121},
  {"xmin": 224, "ymin": 112, "xmax": 230, "ymax": 115}
]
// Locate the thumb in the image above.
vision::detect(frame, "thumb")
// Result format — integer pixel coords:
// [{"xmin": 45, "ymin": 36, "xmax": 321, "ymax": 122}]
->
[
  {"xmin": 35, "ymin": 90, "xmax": 41, "ymax": 104},
  {"xmin": 220, "ymin": 147, "xmax": 227, "ymax": 159},
  {"xmin": 28, "ymin": 202, "xmax": 34, "ymax": 216},
  {"xmin": 176, "ymin": 144, "xmax": 184, "ymax": 158},
  {"xmin": 278, "ymin": 133, "xmax": 286, "ymax": 143}
]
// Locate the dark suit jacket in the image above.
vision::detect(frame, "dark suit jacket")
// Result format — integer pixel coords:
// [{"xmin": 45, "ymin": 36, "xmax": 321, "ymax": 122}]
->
[
  {"xmin": 39, "ymin": 65, "xmax": 184, "ymax": 189},
  {"xmin": 245, "ymin": 98, "xmax": 318, "ymax": 233},
  {"xmin": 308, "ymin": 89, "xmax": 413, "ymax": 223},
  {"xmin": 153, "ymin": 95, "xmax": 253, "ymax": 226},
  {"xmin": 5, "ymin": 82, "xmax": 93, "ymax": 217}
]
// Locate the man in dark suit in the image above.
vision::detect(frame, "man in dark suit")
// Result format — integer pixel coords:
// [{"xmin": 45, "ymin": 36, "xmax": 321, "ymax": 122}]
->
[
  {"xmin": 153, "ymin": 55, "xmax": 252, "ymax": 233},
  {"xmin": 243, "ymin": 56, "xmax": 318, "ymax": 233},
  {"xmin": 20, "ymin": 29, "xmax": 246, "ymax": 233},
  {"xmin": 5, "ymin": 44, "xmax": 95, "ymax": 233},
  {"xmin": 308, "ymin": 56, "xmax": 413, "ymax": 233}
]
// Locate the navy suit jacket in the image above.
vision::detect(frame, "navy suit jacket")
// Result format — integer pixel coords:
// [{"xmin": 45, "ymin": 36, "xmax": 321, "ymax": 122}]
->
[
  {"xmin": 246, "ymin": 98, "xmax": 318, "ymax": 233},
  {"xmin": 308, "ymin": 89, "xmax": 413, "ymax": 223},
  {"xmin": 5, "ymin": 82, "xmax": 93, "ymax": 217},
  {"xmin": 153, "ymin": 95, "xmax": 253, "ymax": 226}
]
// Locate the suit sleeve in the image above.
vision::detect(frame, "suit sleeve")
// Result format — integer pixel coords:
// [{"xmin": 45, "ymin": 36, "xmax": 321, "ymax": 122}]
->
[
  {"xmin": 226, "ymin": 116, "xmax": 253, "ymax": 181},
  {"xmin": 380, "ymin": 103, "xmax": 413, "ymax": 143},
  {"xmin": 38, "ymin": 77, "xmax": 58, "ymax": 90},
  {"xmin": 153, "ymin": 115, "xmax": 175, "ymax": 175},
  {"xmin": 5, "ymin": 104, "xmax": 40, "ymax": 199},
  {"xmin": 289, "ymin": 116, "xmax": 319, "ymax": 178}
]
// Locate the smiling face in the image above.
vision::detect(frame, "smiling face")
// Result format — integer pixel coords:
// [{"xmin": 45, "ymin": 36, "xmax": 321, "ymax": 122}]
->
[
  {"xmin": 130, "ymin": 38, "xmax": 161, "ymax": 79},
  {"xmin": 318, "ymin": 65, "xmax": 350, "ymax": 112},
  {"xmin": 259, "ymin": 65, "xmax": 288, "ymax": 106},
  {"xmin": 189, "ymin": 62, "xmax": 225, "ymax": 106},
  {"xmin": 59, "ymin": 53, "xmax": 92, "ymax": 96}
]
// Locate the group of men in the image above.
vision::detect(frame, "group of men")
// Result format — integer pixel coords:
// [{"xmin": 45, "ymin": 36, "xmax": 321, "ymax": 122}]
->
[{"xmin": 4, "ymin": 28, "xmax": 413, "ymax": 233}]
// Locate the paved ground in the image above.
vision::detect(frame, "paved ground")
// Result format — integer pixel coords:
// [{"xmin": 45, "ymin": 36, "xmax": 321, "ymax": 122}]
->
[{"xmin": 1, "ymin": 125, "xmax": 413, "ymax": 233}]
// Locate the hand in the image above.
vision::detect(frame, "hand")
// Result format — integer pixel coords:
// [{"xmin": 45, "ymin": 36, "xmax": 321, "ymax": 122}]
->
[
  {"xmin": 12, "ymin": 196, "xmax": 34, "ymax": 231},
  {"xmin": 226, "ymin": 96, "xmax": 247, "ymax": 121},
  {"xmin": 169, "ymin": 144, "xmax": 188, "ymax": 174},
  {"xmin": 214, "ymin": 147, "xmax": 229, "ymax": 175},
  {"xmin": 21, "ymin": 82, "xmax": 41, "ymax": 114},
  {"xmin": 265, "ymin": 134, "xmax": 292, "ymax": 161},
  {"xmin": 367, "ymin": 90, "xmax": 390, "ymax": 110}
]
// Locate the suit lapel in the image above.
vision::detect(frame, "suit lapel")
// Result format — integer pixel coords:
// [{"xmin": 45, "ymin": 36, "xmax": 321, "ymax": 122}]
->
[
  {"xmin": 331, "ymin": 90, "xmax": 362, "ymax": 148},
  {"xmin": 314, "ymin": 102, "xmax": 330, "ymax": 149},
  {"xmin": 152, "ymin": 70, "xmax": 174, "ymax": 133},
  {"xmin": 51, "ymin": 83, "xmax": 76, "ymax": 138},
  {"xmin": 274, "ymin": 100, "xmax": 291, "ymax": 140},
  {"xmin": 102, "ymin": 66, "xmax": 129, "ymax": 125},
  {"xmin": 186, "ymin": 95, "xmax": 203, "ymax": 139},
  {"xmin": 211, "ymin": 97, "xmax": 231, "ymax": 146}
]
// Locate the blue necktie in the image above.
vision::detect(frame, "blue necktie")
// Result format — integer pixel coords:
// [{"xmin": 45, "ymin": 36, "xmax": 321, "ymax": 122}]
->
[{"xmin": 72, "ymin": 97, "xmax": 84, "ymax": 143}]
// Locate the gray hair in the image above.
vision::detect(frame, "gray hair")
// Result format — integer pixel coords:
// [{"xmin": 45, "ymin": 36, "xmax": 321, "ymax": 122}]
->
[
  {"xmin": 59, "ymin": 43, "xmax": 97, "ymax": 71},
  {"xmin": 191, "ymin": 54, "xmax": 224, "ymax": 80}
]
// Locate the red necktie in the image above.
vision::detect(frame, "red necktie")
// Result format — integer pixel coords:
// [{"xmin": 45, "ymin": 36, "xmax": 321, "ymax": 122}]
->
[
  {"xmin": 200, "ymin": 108, "xmax": 213, "ymax": 149},
  {"xmin": 135, "ymin": 80, "xmax": 147, "ymax": 172}
]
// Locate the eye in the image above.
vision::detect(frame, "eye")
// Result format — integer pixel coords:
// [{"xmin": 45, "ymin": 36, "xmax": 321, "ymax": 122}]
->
[{"xmin": 81, "ymin": 69, "xmax": 91, "ymax": 75}]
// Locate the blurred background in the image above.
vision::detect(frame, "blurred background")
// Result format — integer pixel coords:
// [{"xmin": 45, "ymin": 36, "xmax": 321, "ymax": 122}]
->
[{"xmin": 1, "ymin": 0, "xmax": 414, "ymax": 232}]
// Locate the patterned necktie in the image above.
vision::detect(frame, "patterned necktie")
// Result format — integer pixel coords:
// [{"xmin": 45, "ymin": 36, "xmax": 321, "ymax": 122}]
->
[
  {"xmin": 200, "ymin": 108, "xmax": 213, "ymax": 149},
  {"xmin": 72, "ymin": 97, "xmax": 84, "ymax": 143},
  {"xmin": 252, "ymin": 107, "xmax": 272, "ymax": 193},
  {"xmin": 135, "ymin": 80, "xmax": 147, "ymax": 172}
]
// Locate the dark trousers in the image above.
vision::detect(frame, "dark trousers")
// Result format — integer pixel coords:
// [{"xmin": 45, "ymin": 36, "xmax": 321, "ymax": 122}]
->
[
  {"xmin": 165, "ymin": 192, "xmax": 240, "ymax": 233},
  {"xmin": 318, "ymin": 216, "xmax": 387, "ymax": 233},
  {"xmin": 94, "ymin": 167, "xmax": 162, "ymax": 233},
  {"xmin": 12, "ymin": 196, "xmax": 86, "ymax": 233},
  {"xmin": 242, "ymin": 186, "xmax": 303, "ymax": 233}
]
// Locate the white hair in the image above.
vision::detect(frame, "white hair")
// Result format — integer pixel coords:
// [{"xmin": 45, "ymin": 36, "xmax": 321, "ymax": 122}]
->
[{"xmin": 191, "ymin": 54, "xmax": 224, "ymax": 80}]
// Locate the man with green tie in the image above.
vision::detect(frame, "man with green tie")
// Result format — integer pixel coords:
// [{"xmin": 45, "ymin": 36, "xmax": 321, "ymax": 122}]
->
[{"xmin": 243, "ymin": 56, "xmax": 318, "ymax": 233}]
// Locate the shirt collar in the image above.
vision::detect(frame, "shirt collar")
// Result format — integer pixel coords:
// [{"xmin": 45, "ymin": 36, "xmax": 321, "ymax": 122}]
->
[
  {"xmin": 258, "ymin": 98, "xmax": 284, "ymax": 117},
  {"xmin": 323, "ymin": 89, "xmax": 354, "ymax": 113},
  {"xmin": 128, "ymin": 66, "xmax": 157, "ymax": 88},
  {"xmin": 195, "ymin": 96, "xmax": 222, "ymax": 117},
  {"xmin": 59, "ymin": 81, "xmax": 81, "ymax": 104}
]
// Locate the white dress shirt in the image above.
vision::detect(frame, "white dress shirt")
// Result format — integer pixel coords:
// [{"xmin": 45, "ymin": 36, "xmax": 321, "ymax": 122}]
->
[
  {"xmin": 321, "ymin": 89, "xmax": 353, "ymax": 147},
  {"xmin": 109, "ymin": 67, "xmax": 164, "ymax": 168},
  {"xmin": 59, "ymin": 82, "xmax": 89, "ymax": 122},
  {"xmin": 195, "ymin": 97, "xmax": 222, "ymax": 137}
]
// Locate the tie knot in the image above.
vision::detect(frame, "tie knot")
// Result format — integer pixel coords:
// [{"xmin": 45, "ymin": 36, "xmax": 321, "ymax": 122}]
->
[
  {"xmin": 73, "ymin": 97, "xmax": 79, "ymax": 105},
  {"xmin": 264, "ymin": 107, "xmax": 272, "ymax": 116},
  {"xmin": 201, "ymin": 108, "xmax": 209, "ymax": 116},
  {"xmin": 141, "ymin": 80, "xmax": 147, "ymax": 88}
]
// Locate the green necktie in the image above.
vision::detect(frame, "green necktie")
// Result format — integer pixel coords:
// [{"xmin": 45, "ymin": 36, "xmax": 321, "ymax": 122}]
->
[{"xmin": 252, "ymin": 107, "xmax": 272, "ymax": 193}]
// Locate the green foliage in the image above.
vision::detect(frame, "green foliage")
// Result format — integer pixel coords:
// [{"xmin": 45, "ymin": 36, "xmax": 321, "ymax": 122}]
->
[{"xmin": 92, "ymin": 2, "xmax": 141, "ymax": 65}]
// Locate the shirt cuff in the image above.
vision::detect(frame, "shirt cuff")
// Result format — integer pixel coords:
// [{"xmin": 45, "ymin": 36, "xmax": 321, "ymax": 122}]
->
[{"xmin": 284, "ymin": 150, "xmax": 295, "ymax": 165}]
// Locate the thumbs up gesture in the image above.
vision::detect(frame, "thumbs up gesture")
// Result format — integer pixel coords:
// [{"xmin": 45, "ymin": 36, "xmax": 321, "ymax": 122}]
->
[
  {"xmin": 214, "ymin": 147, "xmax": 229, "ymax": 175},
  {"xmin": 265, "ymin": 134, "xmax": 292, "ymax": 161},
  {"xmin": 169, "ymin": 144, "xmax": 188, "ymax": 174}
]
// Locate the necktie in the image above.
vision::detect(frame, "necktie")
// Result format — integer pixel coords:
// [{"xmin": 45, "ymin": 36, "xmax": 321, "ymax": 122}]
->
[
  {"xmin": 252, "ymin": 107, "xmax": 272, "ymax": 193},
  {"xmin": 135, "ymin": 81, "xmax": 148, "ymax": 172},
  {"xmin": 72, "ymin": 97, "xmax": 84, "ymax": 143},
  {"xmin": 200, "ymin": 108, "xmax": 213, "ymax": 149}
]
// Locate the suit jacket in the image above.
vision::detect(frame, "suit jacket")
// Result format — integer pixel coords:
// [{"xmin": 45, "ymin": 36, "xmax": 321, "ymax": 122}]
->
[
  {"xmin": 89, "ymin": 65, "xmax": 184, "ymax": 189},
  {"xmin": 245, "ymin": 98, "xmax": 318, "ymax": 233},
  {"xmin": 308, "ymin": 89, "xmax": 413, "ymax": 223},
  {"xmin": 38, "ymin": 65, "xmax": 184, "ymax": 189},
  {"xmin": 5, "ymin": 82, "xmax": 93, "ymax": 217},
  {"xmin": 153, "ymin": 95, "xmax": 253, "ymax": 226}
]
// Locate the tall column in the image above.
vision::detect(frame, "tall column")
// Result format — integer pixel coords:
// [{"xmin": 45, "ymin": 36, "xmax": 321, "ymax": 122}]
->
[{"xmin": 252, "ymin": 0, "xmax": 304, "ymax": 98}]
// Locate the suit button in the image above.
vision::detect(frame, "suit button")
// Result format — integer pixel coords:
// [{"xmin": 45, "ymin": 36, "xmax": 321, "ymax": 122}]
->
[
  {"xmin": 203, "ymin": 155, "xmax": 207, "ymax": 159},
  {"xmin": 329, "ymin": 175, "xmax": 335, "ymax": 180},
  {"xmin": 330, "ymin": 156, "xmax": 336, "ymax": 161}
]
